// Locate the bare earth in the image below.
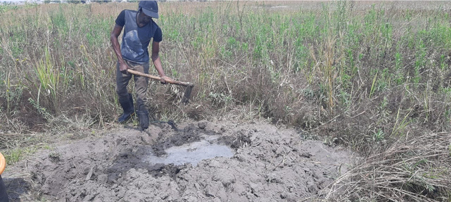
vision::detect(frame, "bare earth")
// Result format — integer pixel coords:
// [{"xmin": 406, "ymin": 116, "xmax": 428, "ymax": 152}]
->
[{"xmin": 3, "ymin": 120, "xmax": 351, "ymax": 201}]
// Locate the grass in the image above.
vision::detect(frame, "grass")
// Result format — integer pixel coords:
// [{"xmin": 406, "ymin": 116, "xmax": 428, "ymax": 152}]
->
[
  {"xmin": 3, "ymin": 147, "xmax": 37, "ymax": 165},
  {"xmin": 0, "ymin": 1, "xmax": 450, "ymax": 201},
  {"xmin": 326, "ymin": 132, "xmax": 451, "ymax": 201}
]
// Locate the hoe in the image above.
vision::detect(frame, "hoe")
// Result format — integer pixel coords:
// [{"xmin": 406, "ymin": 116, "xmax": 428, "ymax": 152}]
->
[{"xmin": 127, "ymin": 69, "xmax": 194, "ymax": 104}]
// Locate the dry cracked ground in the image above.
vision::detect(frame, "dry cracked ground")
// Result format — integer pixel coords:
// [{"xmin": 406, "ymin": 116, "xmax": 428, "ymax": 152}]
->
[{"xmin": 3, "ymin": 120, "xmax": 352, "ymax": 201}]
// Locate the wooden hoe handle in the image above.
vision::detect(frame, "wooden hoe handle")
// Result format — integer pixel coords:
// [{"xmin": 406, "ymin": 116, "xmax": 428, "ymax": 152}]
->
[{"xmin": 127, "ymin": 69, "xmax": 193, "ymax": 87}]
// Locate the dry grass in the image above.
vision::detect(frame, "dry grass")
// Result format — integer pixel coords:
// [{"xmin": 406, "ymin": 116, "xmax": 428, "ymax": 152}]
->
[
  {"xmin": 0, "ymin": 1, "xmax": 451, "ymax": 200},
  {"xmin": 326, "ymin": 132, "xmax": 451, "ymax": 201}
]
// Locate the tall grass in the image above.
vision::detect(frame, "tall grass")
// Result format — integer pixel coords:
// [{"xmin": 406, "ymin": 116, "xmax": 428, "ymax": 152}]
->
[{"xmin": 0, "ymin": 1, "xmax": 451, "ymax": 200}]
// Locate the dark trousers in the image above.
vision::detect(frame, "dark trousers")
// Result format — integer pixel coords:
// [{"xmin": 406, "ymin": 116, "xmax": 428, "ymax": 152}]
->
[{"xmin": 116, "ymin": 60, "xmax": 150, "ymax": 109}]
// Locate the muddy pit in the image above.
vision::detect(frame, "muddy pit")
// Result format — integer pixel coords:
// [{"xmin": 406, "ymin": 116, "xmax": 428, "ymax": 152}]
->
[{"xmin": 3, "ymin": 120, "xmax": 351, "ymax": 201}]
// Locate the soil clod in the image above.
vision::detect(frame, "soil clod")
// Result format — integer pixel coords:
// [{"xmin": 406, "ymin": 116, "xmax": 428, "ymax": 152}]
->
[{"xmin": 3, "ymin": 121, "xmax": 351, "ymax": 201}]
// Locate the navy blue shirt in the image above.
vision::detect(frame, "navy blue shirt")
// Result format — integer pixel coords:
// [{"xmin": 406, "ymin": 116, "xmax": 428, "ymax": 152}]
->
[{"xmin": 115, "ymin": 10, "xmax": 162, "ymax": 63}]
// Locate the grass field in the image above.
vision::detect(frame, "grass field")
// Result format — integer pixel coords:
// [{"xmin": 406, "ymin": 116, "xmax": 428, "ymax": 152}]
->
[{"xmin": 0, "ymin": 1, "xmax": 451, "ymax": 201}]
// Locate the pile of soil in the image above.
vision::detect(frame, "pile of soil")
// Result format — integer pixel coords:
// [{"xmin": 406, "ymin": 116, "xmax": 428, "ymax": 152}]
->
[{"xmin": 3, "ymin": 120, "xmax": 351, "ymax": 201}]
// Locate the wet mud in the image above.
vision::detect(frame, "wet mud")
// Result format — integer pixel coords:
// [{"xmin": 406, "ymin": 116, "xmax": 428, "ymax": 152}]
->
[{"xmin": 3, "ymin": 120, "xmax": 351, "ymax": 201}]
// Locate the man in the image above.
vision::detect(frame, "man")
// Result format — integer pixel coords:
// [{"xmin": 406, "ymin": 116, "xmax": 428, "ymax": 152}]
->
[{"xmin": 110, "ymin": 1, "xmax": 172, "ymax": 130}]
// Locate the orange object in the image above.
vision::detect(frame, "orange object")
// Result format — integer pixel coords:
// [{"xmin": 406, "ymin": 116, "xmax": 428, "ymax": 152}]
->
[{"xmin": 0, "ymin": 153, "xmax": 5, "ymax": 175}]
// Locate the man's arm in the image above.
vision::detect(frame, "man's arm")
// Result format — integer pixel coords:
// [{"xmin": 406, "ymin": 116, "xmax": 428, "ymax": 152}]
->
[
  {"xmin": 110, "ymin": 24, "xmax": 128, "ymax": 73},
  {"xmin": 151, "ymin": 41, "xmax": 172, "ymax": 83}
]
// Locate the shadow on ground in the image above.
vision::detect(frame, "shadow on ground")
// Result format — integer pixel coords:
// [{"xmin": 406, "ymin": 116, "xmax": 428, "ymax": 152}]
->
[{"xmin": 3, "ymin": 177, "xmax": 31, "ymax": 202}]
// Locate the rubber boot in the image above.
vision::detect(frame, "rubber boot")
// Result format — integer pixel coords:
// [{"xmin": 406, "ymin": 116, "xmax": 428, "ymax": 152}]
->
[
  {"xmin": 118, "ymin": 93, "xmax": 135, "ymax": 123},
  {"xmin": 0, "ymin": 175, "xmax": 8, "ymax": 202},
  {"xmin": 136, "ymin": 102, "xmax": 149, "ymax": 131}
]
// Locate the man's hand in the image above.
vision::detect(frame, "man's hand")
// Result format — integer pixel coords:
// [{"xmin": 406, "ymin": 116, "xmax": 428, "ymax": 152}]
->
[
  {"xmin": 119, "ymin": 62, "xmax": 129, "ymax": 74},
  {"xmin": 160, "ymin": 76, "xmax": 173, "ymax": 84}
]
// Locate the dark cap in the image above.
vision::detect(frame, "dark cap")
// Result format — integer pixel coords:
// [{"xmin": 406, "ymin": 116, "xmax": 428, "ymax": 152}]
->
[{"xmin": 139, "ymin": 1, "xmax": 159, "ymax": 19}]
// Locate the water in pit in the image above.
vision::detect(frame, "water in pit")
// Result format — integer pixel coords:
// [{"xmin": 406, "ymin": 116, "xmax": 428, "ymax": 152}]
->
[{"xmin": 145, "ymin": 137, "xmax": 235, "ymax": 166}]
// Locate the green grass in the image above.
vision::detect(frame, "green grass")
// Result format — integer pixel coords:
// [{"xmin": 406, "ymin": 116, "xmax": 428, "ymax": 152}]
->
[
  {"xmin": 0, "ymin": 1, "xmax": 451, "ymax": 199},
  {"xmin": 1, "ymin": 1, "xmax": 450, "ymax": 141},
  {"xmin": 3, "ymin": 146, "xmax": 37, "ymax": 165}
]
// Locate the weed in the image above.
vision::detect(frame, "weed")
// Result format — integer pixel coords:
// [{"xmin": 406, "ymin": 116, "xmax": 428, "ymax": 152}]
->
[
  {"xmin": 0, "ymin": 2, "xmax": 451, "ymax": 200},
  {"xmin": 34, "ymin": 48, "xmax": 59, "ymax": 104},
  {"xmin": 3, "ymin": 146, "xmax": 37, "ymax": 165},
  {"xmin": 28, "ymin": 97, "xmax": 53, "ymax": 120},
  {"xmin": 373, "ymin": 129, "xmax": 385, "ymax": 142}
]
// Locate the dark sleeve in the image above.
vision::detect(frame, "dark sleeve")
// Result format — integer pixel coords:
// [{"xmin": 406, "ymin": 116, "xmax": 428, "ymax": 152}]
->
[
  {"xmin": 154, "ymin": 26, "xmax": 162, "ymax": 42},
  {"xmin": 115, "ymin": 10, "xmax": 126, "ymax": 27}
]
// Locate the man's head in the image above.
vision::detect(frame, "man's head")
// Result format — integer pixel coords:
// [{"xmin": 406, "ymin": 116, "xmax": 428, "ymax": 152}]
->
[{"xmin": 139, "ymin": 1, "xmax": 158, "ymax": 19}]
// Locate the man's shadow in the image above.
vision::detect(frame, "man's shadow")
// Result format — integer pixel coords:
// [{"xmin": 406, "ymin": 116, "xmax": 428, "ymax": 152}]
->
[{"xmin": 1, "ymin": 176, "xmax": 31, "ymax": 202}]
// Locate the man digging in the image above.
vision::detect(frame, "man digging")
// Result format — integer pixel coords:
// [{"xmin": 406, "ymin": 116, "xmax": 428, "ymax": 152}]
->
[{"xmin": 111, "ymin": 1, "xmax": 173, "ymax": 130}]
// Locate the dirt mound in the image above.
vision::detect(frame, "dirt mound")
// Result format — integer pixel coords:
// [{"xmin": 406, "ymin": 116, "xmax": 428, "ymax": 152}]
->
[{"xmin": 4, "ymin": 120, "xmax": 351, "ymax": 201}]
